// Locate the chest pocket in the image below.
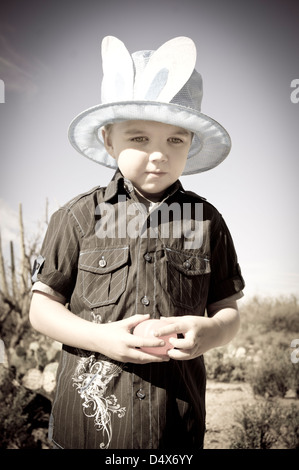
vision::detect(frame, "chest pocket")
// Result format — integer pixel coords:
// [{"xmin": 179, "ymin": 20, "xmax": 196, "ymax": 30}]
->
[
  {"xmin": 165, "ymin": 247, "xmax": 210, "ymax": 310},
  {"xmin": 79, "ymin": 246, "xmax": 129, "ymax": 308}
]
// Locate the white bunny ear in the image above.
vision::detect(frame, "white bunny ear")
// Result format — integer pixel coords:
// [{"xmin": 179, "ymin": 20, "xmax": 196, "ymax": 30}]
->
[
  {"xmin": 101, "ymin": 36, "xmax": 134, "ymax": 103},
  {"xmin": 133, "ymin": 37, "xmax": 196, "ymax": 102}
]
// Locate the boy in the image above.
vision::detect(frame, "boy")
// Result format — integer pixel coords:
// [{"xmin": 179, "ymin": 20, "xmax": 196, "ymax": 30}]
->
[{"xmin": 29, "ymin": 36, "xmax": 245, "ymax": 449}]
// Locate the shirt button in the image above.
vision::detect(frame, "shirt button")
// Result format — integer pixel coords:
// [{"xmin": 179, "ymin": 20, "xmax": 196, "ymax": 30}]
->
[
  {"xmin": 136, "ymin": 389, "xmax": 146, "ymax": 400},
  {"xmin": 144, "ymin": 253, "xmax": 152, "ymax": 262},
  {"xmin": 99, "ymin": 256, "xmax": 107, "ymax": 268},
  {"xmin": 141, "ymin": 296, "xmax": 150, "ymax": 306},
  {"xmin": 183, "ymin": 260, "xmax": 192, "ymax": 270}
]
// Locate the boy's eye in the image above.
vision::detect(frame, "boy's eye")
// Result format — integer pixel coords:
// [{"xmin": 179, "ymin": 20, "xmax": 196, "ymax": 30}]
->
[
  {"xmin": 131, "ymin": 136, "xmax": 148, "ymax": 142},
  {"xmin": 168, "ymin": 137, "xmax": 183, "ymax": 143}
]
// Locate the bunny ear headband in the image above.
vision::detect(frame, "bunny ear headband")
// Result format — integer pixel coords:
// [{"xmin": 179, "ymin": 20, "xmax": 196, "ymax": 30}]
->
[{"xmin": 68, "ymin": 36, "xmax": 231, "ymax": 175}]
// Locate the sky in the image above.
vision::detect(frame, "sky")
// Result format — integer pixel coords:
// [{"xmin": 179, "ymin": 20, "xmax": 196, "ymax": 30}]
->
[{"xmin": 0, "ymin": 0, "xmax": 299, "ymax": 300}]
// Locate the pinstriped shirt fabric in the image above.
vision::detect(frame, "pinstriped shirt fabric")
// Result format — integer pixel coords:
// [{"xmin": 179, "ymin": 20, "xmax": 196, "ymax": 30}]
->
[{"xmin": 34, "ymin": 170, "xmax": 245, "ymax": 449}]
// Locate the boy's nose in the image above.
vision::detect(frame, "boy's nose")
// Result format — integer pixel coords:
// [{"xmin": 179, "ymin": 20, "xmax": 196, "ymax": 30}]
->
[{"xmin": 148, "ymin": 151, "xmax": 168, "ymax": 163}]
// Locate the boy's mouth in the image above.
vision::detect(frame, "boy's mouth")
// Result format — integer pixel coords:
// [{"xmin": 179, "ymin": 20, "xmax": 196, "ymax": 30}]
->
[{"xmin": 146, "ymin": 171, "xmax": 167, "ymax": 176}]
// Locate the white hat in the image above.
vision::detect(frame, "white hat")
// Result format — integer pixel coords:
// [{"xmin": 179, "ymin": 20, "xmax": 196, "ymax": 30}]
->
[{"xmin": 68, "ymin": 36, "xmax": 231, "ymax": 175}]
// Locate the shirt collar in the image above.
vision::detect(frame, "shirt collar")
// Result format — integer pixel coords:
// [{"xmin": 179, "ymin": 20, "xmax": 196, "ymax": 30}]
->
[
  {"xmin": 103, "ymin": 169, "xmax": 185, "ymax": 202},
  {"xmin": 103, "ymin": 170, "xmax": 124, "ymax": 201}
]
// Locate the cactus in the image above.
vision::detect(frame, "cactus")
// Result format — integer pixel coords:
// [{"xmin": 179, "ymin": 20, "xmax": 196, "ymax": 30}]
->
[{"xmin": 0, "ymin": 203, "xmax": 42, "ymax": 356}]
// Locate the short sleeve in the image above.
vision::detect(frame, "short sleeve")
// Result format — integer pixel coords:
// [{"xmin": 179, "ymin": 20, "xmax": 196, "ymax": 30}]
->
[
  {"xmin": 207, "ymin": 215, "xmax": 245, "ymax": 305},
  {"xmin": 32, "ymin": 281, "xmax": 66, "ymax": 303},
  {"xmin": 32, "ymin": 208, "xmax": 81, "ymax": 301}
]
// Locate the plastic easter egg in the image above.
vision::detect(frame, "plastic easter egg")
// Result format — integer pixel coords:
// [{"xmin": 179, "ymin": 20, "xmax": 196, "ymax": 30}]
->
[{"xmin": 133, "ymin": 318, "xmax": 176, "ymax": 355}]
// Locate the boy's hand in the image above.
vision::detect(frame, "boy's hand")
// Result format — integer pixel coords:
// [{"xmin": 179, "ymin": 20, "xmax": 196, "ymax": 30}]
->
[
  {"xmin": 152, "ymin": 315, "xmax": 220, "ymax": 360},
  {"xmin": 99, "ymin": 314, "xmax": 170, "ymax": 364},
  {"xmin": 29, "ymin": 293, "xmax": 170, "ymax": 365},
  {"xmin": 153, "ymin": 308, "xmax": 240, "ymax": 360}
]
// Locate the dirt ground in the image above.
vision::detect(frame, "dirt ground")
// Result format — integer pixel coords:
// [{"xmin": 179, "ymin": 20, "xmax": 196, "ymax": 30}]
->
[{"xmin": 204, "ymin": 380, "xmax": 256, "ymax": 449}]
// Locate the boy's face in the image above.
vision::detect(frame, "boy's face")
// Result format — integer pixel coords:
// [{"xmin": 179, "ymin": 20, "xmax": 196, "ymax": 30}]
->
[{"xmin": 102, "ymin": 120, "xmax": 192, "ymax": 201}]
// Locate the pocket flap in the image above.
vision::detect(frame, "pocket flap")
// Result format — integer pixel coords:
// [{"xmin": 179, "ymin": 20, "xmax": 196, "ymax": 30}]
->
[
  {"xmin": 79, "ymin": 246, "xmax": 129, "ymax": 274},
  {"xmin": 165, "ymin": 247, "xmax": 210, "ymax": 275}
]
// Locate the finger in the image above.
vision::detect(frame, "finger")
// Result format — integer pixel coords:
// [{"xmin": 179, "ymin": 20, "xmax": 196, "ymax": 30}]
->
[
  {"xmin": 153, "ymin": 323, "xmax": 182, "ymax": 337},
  {"xmin": 168, "ymin": 336, "xmax": 193, "ymax": 349},
  {"xmin": 129, "ymin": 334, "xmax": 167, "ymax": 349},
  {"xmin": 123, "ymin": 314, "xmax": 150, "ymax": 330},
  {"xmin": 167, "ymin": 348, "xmax": 193, "ymax": 360},
  {"xmin": 128, "ymin": 348, "xmax": 170, "ymax": 364},
  {"xmin": 159, "ymin": 316, "xmax": 180, "ymax": 321}
]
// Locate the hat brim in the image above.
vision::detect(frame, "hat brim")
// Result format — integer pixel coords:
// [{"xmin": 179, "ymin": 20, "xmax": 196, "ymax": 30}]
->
[{"xmin": 68, "ymin": 101, "xmax": 231, "ymax": 175}]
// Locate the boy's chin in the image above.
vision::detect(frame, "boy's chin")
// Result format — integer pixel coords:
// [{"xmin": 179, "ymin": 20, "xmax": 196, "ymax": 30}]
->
[{"xmin": 136, "ymin": 187, "xmax": 166, "ymax": 202}]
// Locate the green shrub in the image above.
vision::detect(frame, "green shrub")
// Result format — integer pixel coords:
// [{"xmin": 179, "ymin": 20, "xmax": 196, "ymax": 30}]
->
[
  {"xmin": 246, "ymin": 345, "xmax": 298, "ymax": 398},
  {"xmin": 205, "ymin": 348, "xmax": 247, "ymax": 382},
  {"xmin": 230, "ymin": 399, "xmax": 299, "ymax": 449},
  {"xmin": 278, "ymin": 403, "xmax": 299, "ymax": 449},
  {"xmin": 239, "ymin": 295, "xmax": 299, "ymax": 336},
  {"xmin": 260, "ymin": 298, "xmax": 299, "ymax": 333},
  {"xmin": 0, "ymin": 367, "xmax": 51, "ymax": 449},
  {"xmin": 0, "ymin": 367, "xmax": 32, "ymax": 448},
  {"xmin": 230, "ymin": 400, "xmax": 279, "ymax": 449}
]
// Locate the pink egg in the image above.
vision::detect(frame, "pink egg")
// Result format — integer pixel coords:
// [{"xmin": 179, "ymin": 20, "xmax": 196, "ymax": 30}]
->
[{"xmin": 133, "ymin": 318, "xmax": 176, "ymax": 355}]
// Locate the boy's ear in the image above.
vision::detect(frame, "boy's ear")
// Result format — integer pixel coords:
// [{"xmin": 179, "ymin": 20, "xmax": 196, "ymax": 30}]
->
[{"xmin": 101, "ymin": 128, "xmax": 115, "ymax": 158}]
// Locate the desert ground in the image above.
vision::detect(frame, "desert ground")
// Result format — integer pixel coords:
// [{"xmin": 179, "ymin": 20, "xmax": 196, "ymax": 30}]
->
[{"xmin": 205, "ymin": 380, "xmax": 255, "ymax": 449}]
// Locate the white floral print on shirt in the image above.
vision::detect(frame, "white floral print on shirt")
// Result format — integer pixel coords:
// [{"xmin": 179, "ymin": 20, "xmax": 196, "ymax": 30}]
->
[{"xmin": 72, "ymin": 354, "xmax": 126, "ymax": 448}]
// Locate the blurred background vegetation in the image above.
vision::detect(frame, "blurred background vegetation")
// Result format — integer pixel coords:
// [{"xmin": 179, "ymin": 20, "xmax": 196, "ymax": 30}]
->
[
  {"xmin": 205, "ymin": 295, "xmax": 299, "ymax": 449},
  {"xmin": 0, "ymin": 205, "xmax": 298, "ymax": 448}
]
